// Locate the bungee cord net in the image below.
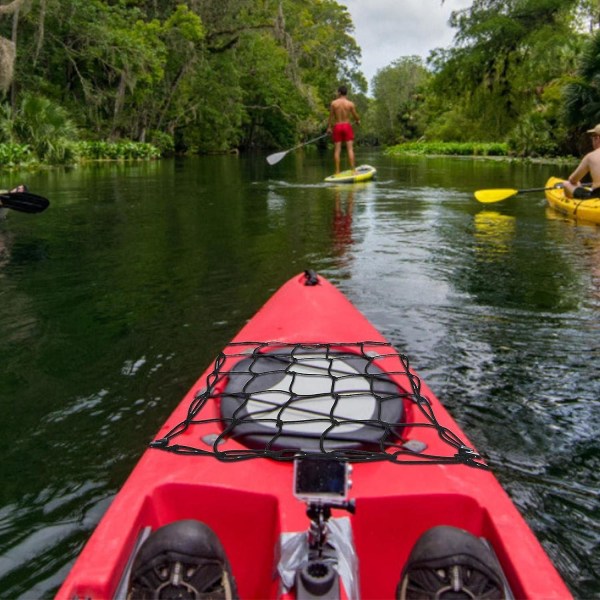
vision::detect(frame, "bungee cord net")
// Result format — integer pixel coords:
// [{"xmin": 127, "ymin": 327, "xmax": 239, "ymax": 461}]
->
[{"xmin": 150, "ymin": 341, "xmax": 487, "ymax": 469}]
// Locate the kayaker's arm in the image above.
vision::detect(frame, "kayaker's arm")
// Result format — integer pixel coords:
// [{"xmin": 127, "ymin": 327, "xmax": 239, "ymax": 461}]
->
[
  {"xmin": 567, "ymin": 156, "xmax": 590, "ymax": 186},
  {"xmin": 564, "ymin": 128, "xmax": 600, "ymax": 197}
]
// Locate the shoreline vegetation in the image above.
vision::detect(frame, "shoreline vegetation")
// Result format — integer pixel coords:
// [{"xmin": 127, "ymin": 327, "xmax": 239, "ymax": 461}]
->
[
  {"xmin": 384, "ymin": 142, "xmax": 577, "ymax": 165},
  {"xmin": 0, "ymin": 140, "xmax": 578, "ymax": 171},
  {"xmin": 0, "ymin": 140, "xmax": 161, "ymax": 170},
  {"xmin": 387, "ymin": 141, "xmax": 508, "ymax": 157}
]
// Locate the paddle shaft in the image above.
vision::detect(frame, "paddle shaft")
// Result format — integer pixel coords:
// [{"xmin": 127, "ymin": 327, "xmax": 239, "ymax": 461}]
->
[
  {"xmin": 266, "ymin": 133, "xmax": 328, "ymax": 165},
  {"xmin": 515, "ymin": 186, "xmax": 563, "ymax": 194},
  {"xmin": 287, "ymin": 133, "xmax": 328, "ymax": 153}
]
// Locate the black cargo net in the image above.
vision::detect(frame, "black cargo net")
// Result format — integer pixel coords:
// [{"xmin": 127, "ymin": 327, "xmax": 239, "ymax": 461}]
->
[{"xmin": 151, "ymin": 342, "xmax": 487, "ymax": 469}]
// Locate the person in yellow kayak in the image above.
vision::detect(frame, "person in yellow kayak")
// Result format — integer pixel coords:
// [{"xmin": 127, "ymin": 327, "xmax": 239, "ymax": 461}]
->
[
  {"xmin": 562, "ymin": 124, "xmax": 600, "ymax": 198},
  {"xmin": 327, "ymin": 85, "xmax": 360, "ymax": 174}
]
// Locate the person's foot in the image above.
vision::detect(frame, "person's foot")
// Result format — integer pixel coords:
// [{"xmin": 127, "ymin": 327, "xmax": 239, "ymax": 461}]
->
[
  {"xmin": 396, "ymin": 526, "xmax": 505, "ymax": 599},
  {"xmin": 128, "ymin": 520, "xmax": 238, "ymax": 599}
]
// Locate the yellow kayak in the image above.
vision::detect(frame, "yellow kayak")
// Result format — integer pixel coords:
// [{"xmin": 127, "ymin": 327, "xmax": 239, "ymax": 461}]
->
[
  {"xmin": 545, "ymin": 176, "xmax": 600, "ymax": 224},
  {"xmin": 325, "ymin": 164, "xmax": 376, "ymax": 183}
]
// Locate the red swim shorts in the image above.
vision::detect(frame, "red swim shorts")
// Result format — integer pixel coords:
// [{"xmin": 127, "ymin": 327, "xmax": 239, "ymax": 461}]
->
[{"xmin": 332, "ymin": 122, "xmax": 354, "ymax": 143}]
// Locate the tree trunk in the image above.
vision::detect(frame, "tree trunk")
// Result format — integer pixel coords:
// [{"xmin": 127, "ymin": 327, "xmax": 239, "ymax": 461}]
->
[
  {"xmin": 0, "ymin": 37, "xmax": 15, "ymax": 93},
  {"xmin": 111, "ymin": 71, "xmax": 128, "ymax": 139},
  {"xmin": 33, "ymin": 0, "xmax": 46, "ymax": 65},
  {"xmin": 0, "ymin": 0, "xmax": 26, "ymax": 98},
  {"xmin": 9, "ymin": 4, "xmax": 19, "ymax": 107}
]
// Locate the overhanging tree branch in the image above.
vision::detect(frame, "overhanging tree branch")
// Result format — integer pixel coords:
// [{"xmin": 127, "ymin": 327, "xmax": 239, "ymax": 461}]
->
[{"xmin": 0, "ymin": 0, "xmax": 26, "ymax": 15}]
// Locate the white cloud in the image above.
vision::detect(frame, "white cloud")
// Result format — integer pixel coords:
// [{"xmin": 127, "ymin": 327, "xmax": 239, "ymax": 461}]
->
[{"xmin": 340, "ymin": 0, "xmax": 472, "ymax": 88}]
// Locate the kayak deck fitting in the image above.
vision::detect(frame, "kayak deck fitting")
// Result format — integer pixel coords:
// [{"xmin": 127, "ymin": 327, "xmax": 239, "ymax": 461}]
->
[{"xmin": 56, "ymin": 271, "xmax": 571, "ymax": 600}]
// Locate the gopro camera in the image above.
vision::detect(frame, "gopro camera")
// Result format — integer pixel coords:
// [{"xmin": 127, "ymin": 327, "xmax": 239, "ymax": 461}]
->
[{"xmin": 293, "ymin": 457, "xmax": 351, "ymax": 504}]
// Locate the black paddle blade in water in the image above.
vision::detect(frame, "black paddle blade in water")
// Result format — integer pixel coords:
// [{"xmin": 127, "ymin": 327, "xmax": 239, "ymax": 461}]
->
[{"xmin": 0, "ymin": 192, "xmax": 50, "ymax": 213}]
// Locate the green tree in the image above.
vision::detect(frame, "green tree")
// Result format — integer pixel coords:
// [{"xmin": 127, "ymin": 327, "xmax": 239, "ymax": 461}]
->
[
  {"xmin": 0, "ymin": 0, "xmax": 28, "ymax": 95},
  {"xmin": 121, "ymin": 5, "xmax": 206, "ymax": 142},
  {"xmin": 564, "ymin": 30, "xmax": 600, "ymax": 130},
  {"xmin": 238, "ymin": 32, "xmax": 309, "ymax": 149},
  {"xmin": 4, "ymin": 92, "xmax": 78, "ymax": 162},
  {"xmin": 10, "ymin": 0, "xmax": 167, "ymax": 138},
  {"xmin": 370, "ymin": 56, "xmax": 430, "ymax": 145},
  {"xmin": 2, "ymin": 0, "xmax": 366, "ymax": 156},
  {"xmin": 429, "ymin": 0, "xmax": 580, "ymax": 141}
]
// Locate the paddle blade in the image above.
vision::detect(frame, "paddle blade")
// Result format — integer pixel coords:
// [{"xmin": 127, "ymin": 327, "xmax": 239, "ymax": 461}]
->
[
  {"xmin": 266, "ymin": 151, "xmax": 287, "ymax": 166},
  {"xmin": 0, "ymin": 191, "xmax": 50, "ymax": 213},
  {"xmin": 473, "ymin": 189, "xmax": 519, "ymax": 203}
]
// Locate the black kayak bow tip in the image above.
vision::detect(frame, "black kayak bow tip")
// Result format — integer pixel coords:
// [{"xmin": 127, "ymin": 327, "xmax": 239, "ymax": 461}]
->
[{"xmin": 0, "ymin": 191, "xmax": 50, "ymax": 214}]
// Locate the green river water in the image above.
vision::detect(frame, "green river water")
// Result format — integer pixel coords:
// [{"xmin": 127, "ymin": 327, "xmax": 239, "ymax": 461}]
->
[{"xmin": 0, "ymin": 150, "xmax": 598, "ymax": 597}]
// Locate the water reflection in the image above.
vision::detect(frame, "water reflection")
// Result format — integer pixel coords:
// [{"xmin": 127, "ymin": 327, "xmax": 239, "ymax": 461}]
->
[
  {"xmin": 0, "ymin": 227, "xmax": 12, "ymax": 271},
  {"xmin": 331, "ymin": 187, "xmax": 354, "ymax": 263},
  {"xmin": 461, "ymin": 209, "xmax": 582, "ymax": 312},
  {"xmin": 545, "ymin": 207, "xmax": 600, "ymax": 306},
  {"xmin": 473, "ymin": 210, "xmax": 516, "ymax": 257},
  {"xmin": 589, "ymin": 240, "xmax": 600, "ymax": 302}
]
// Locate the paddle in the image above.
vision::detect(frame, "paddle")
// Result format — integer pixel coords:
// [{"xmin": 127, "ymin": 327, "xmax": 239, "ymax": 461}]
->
[
  {"xmin": 0, "ymin": 191, "xmax": 50, "ymax": 213},
  {"xmin": 474, "ymin": 184, "xmax": 563, "ymax": 204},
  {"xmin": 266, "ymin": 133, "xmax": 328, "ymax": 166}
]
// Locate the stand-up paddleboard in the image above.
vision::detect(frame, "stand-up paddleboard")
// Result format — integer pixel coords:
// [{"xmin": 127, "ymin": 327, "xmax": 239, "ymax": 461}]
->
[{"xmin": 325, "ymin": 164, "xmax": 376, "ymax": 184}]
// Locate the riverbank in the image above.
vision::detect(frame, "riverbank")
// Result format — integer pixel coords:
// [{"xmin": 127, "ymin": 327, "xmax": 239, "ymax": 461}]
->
[
  {"xmin": 385, "ymin": 141, "xmax": 577, "ymax": 166},
  {"xmin": 1, "ymin": 139, "xmax": 579, "ymax": 173},
  {"xmin": 0, "ymin": 140, "xmax": 161, "ymax": 171}
]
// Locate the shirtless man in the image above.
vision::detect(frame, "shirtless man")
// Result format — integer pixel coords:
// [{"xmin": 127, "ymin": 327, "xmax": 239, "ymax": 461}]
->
[
  {"xmin": 563, "ymin": 124, "xmax": 600, "ymax": 198},
  {"xmin": 327, "ymin": 86, "xmax": 360, "ymax": 174}
]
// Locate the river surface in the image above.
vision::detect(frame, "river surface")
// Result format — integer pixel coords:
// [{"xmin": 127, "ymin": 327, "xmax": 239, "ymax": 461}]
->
[{"xmin": 0, "ymin": 150, "xmax": 598, "ymax": 598}]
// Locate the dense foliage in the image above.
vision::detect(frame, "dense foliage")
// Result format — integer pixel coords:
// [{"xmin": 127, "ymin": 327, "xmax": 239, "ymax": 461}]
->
[
  {"xmin": 386, "ymin": 141, "xmax": 508, "ymax": 157},
  {"xmin": 367, "ymin": 56, "xmax": 430, "ymax": 145},
  {"xmin": 0, "ymin": 0, "xmax": 363, "ymax": 164},
  {"xmin": 368, "ymin": 0, "xmax": 600, "ymax": 157},
  {"xmin": 420, "ymin": 0, "xmax": 600, "ymax": 156},
  {"xmin": 3, "ymin": 0, "xmax": 600, "ymax": 163}
]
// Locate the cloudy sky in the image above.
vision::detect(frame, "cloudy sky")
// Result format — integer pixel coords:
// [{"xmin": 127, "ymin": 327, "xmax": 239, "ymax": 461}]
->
[{"xmin": 340, "ymin": 0, "xmax": 473, "ymax": 89}]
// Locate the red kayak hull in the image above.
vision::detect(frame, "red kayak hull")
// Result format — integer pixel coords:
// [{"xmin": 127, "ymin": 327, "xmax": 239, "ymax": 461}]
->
[{"xmin": 56, "ymin": 272, "xmax": 571, "ymax": 599}]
